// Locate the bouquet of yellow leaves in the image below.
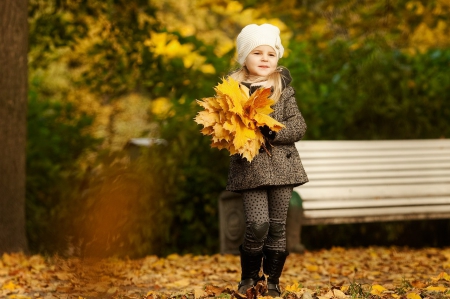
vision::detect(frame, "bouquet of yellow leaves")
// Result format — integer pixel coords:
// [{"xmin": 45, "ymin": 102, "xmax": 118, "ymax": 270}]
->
[{"xmin": 194, "ymin": 77, "xmax": 284, "ymax": 162}]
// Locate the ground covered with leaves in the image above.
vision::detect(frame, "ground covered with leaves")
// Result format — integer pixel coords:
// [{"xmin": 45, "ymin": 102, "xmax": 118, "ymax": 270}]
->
[{"xmin": 1, "ymin": 247, "xmax": 450, "ymax": 299}]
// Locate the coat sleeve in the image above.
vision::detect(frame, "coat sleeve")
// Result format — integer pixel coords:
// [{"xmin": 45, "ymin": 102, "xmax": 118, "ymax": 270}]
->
[{"xmin": 272, "ymin": 87, "xmax": 307, "ymax": 144}]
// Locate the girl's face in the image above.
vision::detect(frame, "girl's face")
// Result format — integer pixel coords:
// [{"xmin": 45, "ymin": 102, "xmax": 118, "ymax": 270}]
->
[{"xmin": 244, "ymin": 45, "xmax": 278, "ymax": 78}]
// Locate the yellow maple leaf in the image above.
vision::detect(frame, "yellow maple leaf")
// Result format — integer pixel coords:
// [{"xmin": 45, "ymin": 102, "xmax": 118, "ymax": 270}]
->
[
  {"xmin": 216, "ymin": 77, "xmax": 245, "ymax": 116},
  {"xmin": 197, "ymin": 97, "xmax": 220, "ymax": 112},
  {"xmin": 195, "ymin": 110, "xmax": 219, "ymax": 128},
  {"xmin": 232, "ymin": 117, "xmax": 250, "ymax": 149},
  {"xmin": 245, "ymin": 87, "xmax": 274, "ymax": 118},
  {"xmin": 194, "ymin": 77, "xmax": 284, "ymax": 162},
  {"xmin": 201, "ymin": 127, "xmax": 214, "ymax": 135},
  {"xmin": 212, "ymin": 139, "xmax": 229, "ymax": 150},
  {"xmin": 254, "ymin": 113, "xmax": 284, "ymax": 130}
]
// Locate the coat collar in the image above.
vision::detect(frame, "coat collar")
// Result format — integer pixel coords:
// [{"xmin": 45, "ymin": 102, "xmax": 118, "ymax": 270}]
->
[
  {"xmin": 278, "ymin": 66, "xmax": 292, "ymax": 89},
  {"xmin": 241, "ymin": 66, "xmax": 292, "ymax": 95}
]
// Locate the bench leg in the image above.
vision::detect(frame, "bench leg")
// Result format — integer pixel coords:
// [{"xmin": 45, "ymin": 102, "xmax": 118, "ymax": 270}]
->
[
  {"xmin": 286, "ymin": 204, "xmax": 305, "ymax": 253},
  {"xmin": 219, "ymin": 191, "xmax": 245, "ymax": 254}
]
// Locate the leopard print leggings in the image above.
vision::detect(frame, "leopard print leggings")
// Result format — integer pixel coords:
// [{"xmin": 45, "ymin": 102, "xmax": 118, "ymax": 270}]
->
[{"xmin": 241, "ymin": 186, "xmax": 293, "ymax": 252}]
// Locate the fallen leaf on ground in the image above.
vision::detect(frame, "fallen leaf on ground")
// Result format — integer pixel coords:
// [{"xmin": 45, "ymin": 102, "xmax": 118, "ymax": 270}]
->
[{"xmin": 1, "ymin": 247, "xmax": 450, "ymax": 298}]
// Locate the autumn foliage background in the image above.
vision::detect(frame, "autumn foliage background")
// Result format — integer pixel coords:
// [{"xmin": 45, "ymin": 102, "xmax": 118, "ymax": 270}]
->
[{"xmin": 26, "ymin": 0, "xmax": 450, "ymax": 258}]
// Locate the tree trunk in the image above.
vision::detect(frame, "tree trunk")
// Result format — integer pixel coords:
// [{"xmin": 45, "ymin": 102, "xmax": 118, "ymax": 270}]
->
[{"xmin": 0, "ymin": 0, "xmax": 29, "ymax": 254}]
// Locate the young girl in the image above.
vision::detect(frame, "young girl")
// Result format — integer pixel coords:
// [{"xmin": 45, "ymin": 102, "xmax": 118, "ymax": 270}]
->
[{"xmin": 225, "ymin": 24, "xmax": 309, "ymax": 296}]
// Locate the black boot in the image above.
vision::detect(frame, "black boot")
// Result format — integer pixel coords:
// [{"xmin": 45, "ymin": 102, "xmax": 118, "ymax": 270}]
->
[
  {"xmin": 263, "ymin": 249, "xmax": 289, "ymax": 297},
  {"xmin": 238, "ymin": 246, "xmax": 264, "ymax": 294}
]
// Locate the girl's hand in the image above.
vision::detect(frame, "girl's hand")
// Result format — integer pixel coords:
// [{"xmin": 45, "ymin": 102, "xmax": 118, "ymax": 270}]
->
[{"xmin": 259, "ymin": 125, "xmax": 276, "ymax": 140}]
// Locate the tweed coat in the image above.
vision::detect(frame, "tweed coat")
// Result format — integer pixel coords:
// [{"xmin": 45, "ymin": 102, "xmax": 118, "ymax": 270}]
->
[{"xmin": 226, "ymin": 69, "xmax": 309, "ymax": 192}]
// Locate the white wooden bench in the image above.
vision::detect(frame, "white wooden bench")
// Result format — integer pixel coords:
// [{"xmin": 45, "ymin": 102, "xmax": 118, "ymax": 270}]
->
[{"xmin": 219, "ymin": 139, "xmax": 450, "ymax": 254}]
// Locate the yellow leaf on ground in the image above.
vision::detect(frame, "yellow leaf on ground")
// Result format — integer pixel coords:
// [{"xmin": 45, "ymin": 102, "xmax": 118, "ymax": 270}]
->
[
  {"xmin": 94, "ymin": 284, "xmax": 109, "ymax": 292},
  {"xmin": 9, "ymin": 296, "xmax": 33, "ymax": 299},
  {"xmin": 411, "ymin": 280, "xmax": 428, "ymax": 288},
  {"xmin": 426, "ymin": 285, "xmax": 447, "ymax": 292},
  {"xmin": 371, "ymin": 284, "xmax": 387, "ymax": 296},
  {"xmin": 172, "ymin": 279, "xmax": 191, "ymax": 288},
  {"xmin": 194, "ymin": 288, "xmax": 207, "ymax": 299},
  {"xmin": 55, "ymin": 272, "xmax": 71, "ymax": 281},
  {"xmin": 204, "ymin": 285, "xmax": 224, "ymax": 296},
  {"xmin": 306, "ymin": 264, "xmax": 318, "ymax": 272},
  {"xmin": 1, "ymin": 281, "xmax": 17, "ymax": 290},
  {"xmin": 431, "ymin": 272, "xmax": 450, "ymax": 282},
  {"xmin": 331, "ymin": 289, "xmax": 348, "ymax": 299},
  {"xmin": 320, "ymin": 289, "xmax": 348, "ymax": 299},
  {"xmin": 285, "ymin": 281, "xmax": 302, "ymax": 292},
  {"xmin": 406, "ymin": 292, "xmax": 421, "ymax": 299}
]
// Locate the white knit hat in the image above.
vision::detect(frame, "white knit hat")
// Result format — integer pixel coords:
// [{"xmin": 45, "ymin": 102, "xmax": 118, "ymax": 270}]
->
[{"xmin": 236, "ymin": 23, "xmax": 284, "ymax": 65}]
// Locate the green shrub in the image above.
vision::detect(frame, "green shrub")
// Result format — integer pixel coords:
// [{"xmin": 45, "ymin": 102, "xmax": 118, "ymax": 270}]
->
[
  {"xmin": 26, "ymin": 80, "xmax": 100, "ymax": 254},
  {"xmin": 285, "ymin": 40, "xmax": 450, "ymax": 140}
]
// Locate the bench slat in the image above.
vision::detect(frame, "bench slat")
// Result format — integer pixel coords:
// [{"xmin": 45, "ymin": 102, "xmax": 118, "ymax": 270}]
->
[
  {"xmin": 296, "ymin": 139, "xmax": 450, "ymax": 151},
  {"xmin": 302, "ymin": 209, "xmax": 450, "ymax": 225},
  {"xmin": 298, "ymin": 149, "xmax": 450, "ymax": 159},
  {"xmin": 301, "ymin": 161, "xmax": 450, "ymax": 173},
  {"xmin": 302, "ymin": 196, "xmax": 450, "ymax": 210},
  {"xmin": 295, "ymin": 183, "xmax": 450, "ymax": 200},
  {"xmin": 302, "ymin": 155, "xmax": 450, "ymax": 166},
  {"xmin": 302, "ymin": 176, "xmax": 450, "ymax": 187},
  {"xmin": 303, "ymin": 205, "xmax": 450, "ymax": 220},
  {"xmin": 308, "ymin": 169, "xmax": 450, "ymax": 180}
]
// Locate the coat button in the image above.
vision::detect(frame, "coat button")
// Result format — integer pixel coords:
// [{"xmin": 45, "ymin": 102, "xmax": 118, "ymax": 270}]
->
[
  {"xmin": 259, "ymin": 147, "xmax": 265, "ymax": 153},
  {"xmin": 286, "ymin": 152, "xmax": 292, "ymax": 158}
]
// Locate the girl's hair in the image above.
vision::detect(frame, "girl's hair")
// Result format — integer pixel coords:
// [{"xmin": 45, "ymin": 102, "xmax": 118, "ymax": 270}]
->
[{"xmin": 229, "ymin": 66, "xmax": 283, "ymax": 102}]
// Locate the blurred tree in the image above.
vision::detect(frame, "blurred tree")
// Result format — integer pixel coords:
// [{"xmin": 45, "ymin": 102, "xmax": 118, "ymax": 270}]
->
[{"xmin": 0, "ymin": 0, "xmax": 29, "ymax": 253}]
